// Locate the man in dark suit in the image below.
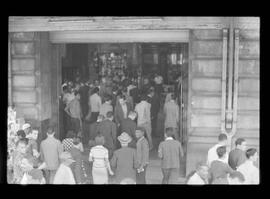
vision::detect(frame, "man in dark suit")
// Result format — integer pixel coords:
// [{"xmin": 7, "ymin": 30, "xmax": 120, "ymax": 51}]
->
[
  {"xmin": 228, "ymin": 138, "xmax": 247, "ymax": 170},
  {"xmin": 120, "ymin": 111, "xmax": 137, "ymax": 148},
  {"xmin": 96, "ymin": 111, "xmax": 117, "ymax": 159},
  {"xmin": 114, "ymin": 93, "xmax": 132, "ymax": 128},
  {"xmin": 147, "ymin": 87, "xmax": 160, "ymax": 138}
]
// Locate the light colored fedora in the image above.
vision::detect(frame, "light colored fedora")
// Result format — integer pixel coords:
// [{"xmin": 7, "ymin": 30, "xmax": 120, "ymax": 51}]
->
[{"xmin": 117, "ymin": 132, "xmax": 132, "ymax": 145}]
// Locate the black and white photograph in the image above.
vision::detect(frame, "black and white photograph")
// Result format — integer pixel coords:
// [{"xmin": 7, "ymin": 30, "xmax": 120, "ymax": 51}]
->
[{"xmin": 7, "ymin": 16, "xmax": 260, "ymax": 185}]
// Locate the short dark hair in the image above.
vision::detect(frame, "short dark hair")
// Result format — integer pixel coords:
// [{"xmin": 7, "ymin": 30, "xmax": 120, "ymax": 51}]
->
[
  {"xmin": 171, "ymin": 93, "xmax": 176, "ymax": 100},
  {"xmin": 229, "ymin": 171, "xmax": 245, "ymax": 182},
  {"xmin": 47, "ymin": 125, "xmax": 55, "ymax": 135},
  {"xmin": 66, "ymin": 131, "xmax": 75, "ymax": 139},
  {"xmin": 246, "ymin": 148, "xmax": 257, "ymax": 159},
  {"xmin": 106, "ymin": 111, "xmax": 114, "ymax": 118},
  {"xmin": 16, "ymin": 130, "xmax": 26, "ymax": 138},
  {"xmin": 63, "ymin": 85, "xmax": 68, "ymax": 92},
  {"xmin": 235, "ymin": 138, "xmax": 246, "ymax": 146},
  {"xmin": 118, "ymin": 93, "xmax": 126, "ymax": 100},
  {"xmin": 216, "ymin": 146, "xmax": 227, "ymax": 158},
  {"xmin": 16, "ymin": 137, "xmax": 28, "ymax": 146},
  {"xmin": 165, "ymin": 127, "xmax": 175, "ymax": 138},
  {"xmin": 218, "ymin": 133, "xmax": 228, "ymax": 142},
  {"xmin": 93, "ymin": 87, "xmax": 99, "ymax": 93}
]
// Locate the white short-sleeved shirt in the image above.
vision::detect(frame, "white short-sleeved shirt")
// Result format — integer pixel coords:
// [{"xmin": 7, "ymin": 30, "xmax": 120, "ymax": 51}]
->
[
  {"xmin": 237, "ymin": 160, "xmax": 259, "ymax": 184},
  {"xmin": 89, "ymin": 145, "xmax": 108, "ymax": 168}
]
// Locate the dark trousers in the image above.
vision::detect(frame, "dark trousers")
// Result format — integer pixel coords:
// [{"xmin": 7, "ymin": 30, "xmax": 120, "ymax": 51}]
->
[
  {"xmin": 136, "ymin": 165, "xmax": 148, "ymax": 184},
  {"xmin": 151, "ymin": 116, "xmax": 158, "ymax": 137},
  {"xmin": 161, "ymin": 168, "xmax": 179, "ymax": 184},
  {"xmin": 90, "ymin": 112, "xmax": 99, "ymax": 123},
  {"xmin": 70, "ymin": 117, "xmax": 81, "ymax": 135}
]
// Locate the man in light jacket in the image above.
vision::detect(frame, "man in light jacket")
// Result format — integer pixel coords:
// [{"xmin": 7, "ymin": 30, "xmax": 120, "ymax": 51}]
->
[{"xmin": 40, "ymin": 125, "xmax": 63, "ymax": 184}]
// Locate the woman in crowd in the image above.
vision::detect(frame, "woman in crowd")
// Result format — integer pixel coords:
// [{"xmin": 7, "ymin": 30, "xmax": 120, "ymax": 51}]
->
[{"xmin": 89, "ymin": 134, "xmax": 114, "ymax": 184}]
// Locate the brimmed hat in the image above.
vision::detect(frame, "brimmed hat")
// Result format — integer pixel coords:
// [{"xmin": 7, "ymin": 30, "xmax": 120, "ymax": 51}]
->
[
  {"xmin": 117, "ymin": 132, "xmax": 132, "ymax": 145},
  {"xmin": 22, "ymin": 123, "xmax": 31, "ymax": 130}
]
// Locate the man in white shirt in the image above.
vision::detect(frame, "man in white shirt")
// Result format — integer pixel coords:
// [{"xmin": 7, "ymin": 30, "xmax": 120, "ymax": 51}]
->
[
  {"xmin": 89, "ymin": 87, "xmax": 102, "ymax": 123},
  {"xmin": 135, "ymin": 95, "xmax": 153, "ymax": 150},
  {"xmin": 237, "ymin": 148, "xmax": 259, "ymax": 184},
  {"xmin": 187, "ymin": 161, "xmax": 209, "ymax": 185},
  {"xmin": 207, "ymin": 133, "xmax": 229, "ymax": 167}
]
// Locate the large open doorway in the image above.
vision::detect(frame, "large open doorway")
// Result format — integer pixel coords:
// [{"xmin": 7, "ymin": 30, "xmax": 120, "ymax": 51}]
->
[{"xmin": 56, "ymin": 42, "xmax": 189, "ymax": 177}]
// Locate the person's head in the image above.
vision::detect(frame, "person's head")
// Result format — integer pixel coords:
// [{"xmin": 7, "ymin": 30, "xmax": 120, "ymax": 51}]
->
[
  {"xmin": 47, "ymin": 125, "xmax": 55, "ymax": 137},
  {"xmin": 118, "ymin": 132, "xmax": 132, "ymax": 147},
  {"xmin": 229, "ymin": 171, "xmax": 245, "ymax": 184},
  {"xmin": 135, "ymin": 127, "xmax": 145, "ymax": 139},
  {"xmin": 104, "ymin": 95, "xmax": 112, "ymax": 104},
  {"xmin": 216, "ymin": 146, "xmax": 227, "ymax": 159},
  {"xmin": 101, "ymin": 77, "xmax": 106, "ymax": 84},
  {"xmin": 95, "ymin": 134, "xmax": 105, "ymax": 146},
  {"xmin": 106, "ymin": 111, "xmax": 114, "ymax": 121},
  {"xmin": 165, "ymin": 127, "xmax": 175, "ymax": 139},
  {"xmin": 246, "ymin": 148, "xmax": 258, "ymax": 162},
  {"xmin": 66, "ymin": 131, "xmax": 76, "ymax": 139},
  {"xmin": 16, "ymin": 138, "xmax": 28, "ymax": 154},
  {"xmin": 118, "ymin": 94, "xmax": 126, "ymax": 105},
  {"xmin": 16, "ymin": 130, "xmax": 26, "ymax": 139},
  {"xmin": 218, "ymin": 133, "xmax": 228, "ymax": 146},
  {"xmin": 196, "ymin": 161, "xmax": 209, "ymax": 180},
  {"xmin": 93, "ymin": 87, "xmax": 99, "ymax": 94},
  {"xmin": 143, "ymin": 78, "xmax": 149, "ymax": 85},
  {"xmin": 63, "ymin": 85, "xmax": 68, "ymax": 93},
  {"xmin": 235, "ymin": 138, "xmax": 247, "ymax": 151},
  {"xmin": 74, "ymin": 90, "xmax": 80, "ymax": 99},
  {"xmin": 22, "ymin": 123, "xmax": 31, "ymax": 135},
  {"xmin": 128, "ymin": 111, "xmax": 137, "ymax": 121},
  {"xmin": 28, "ymin": 129, "xmax": 39, "ymax": 140}
]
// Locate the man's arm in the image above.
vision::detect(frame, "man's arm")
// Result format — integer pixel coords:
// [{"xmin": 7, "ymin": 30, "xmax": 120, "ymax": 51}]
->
[
  {"xmin": 57, "ymin": 141, "xmax": 63, "ymax": 157},
  {"xmin": 158, "ymin": 143, "xmax": 163, "ymax": 158},
  {"xmin": 64, "ymin": 102, "xmax": 71, "ymax": 117},
  {"xmin": 141, "ymin": 140, "xmax": 149, "ymax": 168},
  {"xmin": 111, "ymin": 123, "xmax": 117, "ymax": 145}
]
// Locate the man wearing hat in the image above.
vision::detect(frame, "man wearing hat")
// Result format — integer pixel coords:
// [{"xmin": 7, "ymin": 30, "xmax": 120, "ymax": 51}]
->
[
  {"xmin": 110, "ymin": 132, "xmax": 139, "ymax": 184},
  {"xmin": 22, "ymin": 123, "xmax": 31, "ymax": 136}
]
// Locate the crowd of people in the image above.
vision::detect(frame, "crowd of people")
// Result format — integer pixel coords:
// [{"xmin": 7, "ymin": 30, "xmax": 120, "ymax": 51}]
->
[{"xmin": 7, "ymin": 72, "xmax": 259, "ymax": 185}]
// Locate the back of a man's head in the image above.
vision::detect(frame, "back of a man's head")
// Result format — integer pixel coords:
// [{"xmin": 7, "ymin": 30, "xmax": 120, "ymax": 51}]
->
[
  {"xmin": 106, "ymin": 111, "xmax": 114, "ymax": 119},
  {"xmin": 165, "ymin": 127, "xmax": 175, "ymax": 138},
  {"xmin": 47, "ymin": 125, "xmax": 55, "ymax": 135},
  {"xmin": 235, "ymin": 138, "xmax": 245, "ymax": 146},
  {"xmin": 216, "ymin": 146, "xmax": 227, "ymax": 158},
  {"xmin": 246, "ymin": 148, "xmax": 257, "ymax": 159},
  {"xmin": 218, "ymin": 133, "xmax": 228, "ymax": 142}
]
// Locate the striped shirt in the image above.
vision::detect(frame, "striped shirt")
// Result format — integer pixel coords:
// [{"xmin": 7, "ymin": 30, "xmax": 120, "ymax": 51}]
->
[{"xmin": 89, "ymin": 145, "xmax": 108, "ymax": 168}]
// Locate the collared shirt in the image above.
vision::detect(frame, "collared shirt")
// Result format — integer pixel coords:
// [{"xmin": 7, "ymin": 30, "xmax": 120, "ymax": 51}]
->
[
  {"xmin": 89, "ymin": 93, "xmax": 102, "ymax": 112},
  {"xmin": 135, "ymin": 101, "xmax": 151, "ymax": 125},
  {"xmin": 187, "ymin": 172, "xmax": 205, "ymax": 185},
  {"xmin": 237, "ymin": 160, "xmax": 259, "ymax": 184},
  {"xmin": 89, "ymin": 145, "xmax": 109, "ymax": 168},
  {"xmin": 63, "ymin": 93, "xmax": 75, "ymax": 106},
  {"xmin": 136, "ymin": 136, "xmax": 149, "ymax": 167},
  {"xmin": 207, "ymin": 143, "xmax": 229, "ymax": 167},
  {"xmin": 99, "ymin": 102, "xmax": 113, "ymax": 117}
]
